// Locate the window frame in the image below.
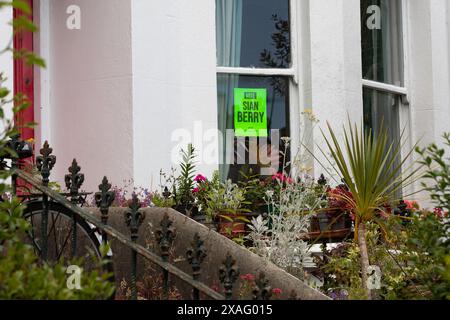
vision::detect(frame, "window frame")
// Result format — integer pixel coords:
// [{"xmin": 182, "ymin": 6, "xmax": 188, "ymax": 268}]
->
[
  {"xmin": 216, "ymin": 0, "xmax": 299, "ymax": 83},
  {"xmin": 215, "ymin": 0, "xmax": 300, "ymax": 176},
  {"xmin": 361, "ymin": 0, "xmax": 410, "ymax": 103},
  {"xmin": 361, "ymin": 0, "xmax": 413, "ymax": 194}
]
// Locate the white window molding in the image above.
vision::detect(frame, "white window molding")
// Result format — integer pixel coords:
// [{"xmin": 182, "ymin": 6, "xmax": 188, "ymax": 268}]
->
[
  {"xmin": 362, "ymin": 79, "xmax": 407, "ymax": 96},
  {"xmin": 215, "ymin": 0, "xmax": 299, "ymax": 84}
]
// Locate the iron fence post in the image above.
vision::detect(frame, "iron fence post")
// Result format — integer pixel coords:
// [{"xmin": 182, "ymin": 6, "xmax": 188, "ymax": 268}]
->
[
  {"xmin": 219, "ymin": 253, "xmax": 239, "ymax": 300},
  {"xmin": 252, "ymin": 272, "xmax": 272, "ymax": 300},
  {"xmin": 125, "ymin": 194, "xmax": 144, "ymax": 300},
  {"xmin": 186, "ymin": 233, "xmax": 207, "ymax": 300},
  {"xmin": 156, "ymin": 213, "xmax": 176, "ymax": 299},
  {"xmin": 65, "ymin": 159, "xmax": 84, "ymax": 258},
  {"xmin": 36, "ymin": 141, "xmax": 56, "ymax": 262},
  {"xmin": 95, "ymin": 176, "xmax": 115, "ymax": 245}
]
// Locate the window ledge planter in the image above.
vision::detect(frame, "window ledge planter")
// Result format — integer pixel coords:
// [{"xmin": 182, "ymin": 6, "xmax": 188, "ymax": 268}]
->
[
  {"xmin": 307, "ymin": 209, "xmax": 353, "ymax": 242},
  {"xmin": 217, "ymin": 212, "xmax": 248, "ymax": 238}
]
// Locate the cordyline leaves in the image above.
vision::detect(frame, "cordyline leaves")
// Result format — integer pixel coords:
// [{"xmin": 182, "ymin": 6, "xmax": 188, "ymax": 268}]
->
[{"xmin": 318, "ymin": 117, "xmax": 423, "ymax": 224}]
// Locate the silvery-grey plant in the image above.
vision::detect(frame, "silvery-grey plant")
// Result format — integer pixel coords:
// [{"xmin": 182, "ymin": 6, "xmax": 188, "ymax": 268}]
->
[
  {"xmin": 247, "ymin": 136, "xmax": 326, "ymax": 279},
  {"xmin": 204, "ymin": 172, "xmax": 245, "ymax": 222}
]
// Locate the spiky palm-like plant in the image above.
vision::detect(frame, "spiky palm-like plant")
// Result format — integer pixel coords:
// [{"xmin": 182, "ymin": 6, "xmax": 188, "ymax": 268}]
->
[{"xmin": 319, "ymin": 119, "xmax": 421, "ymax": 299}]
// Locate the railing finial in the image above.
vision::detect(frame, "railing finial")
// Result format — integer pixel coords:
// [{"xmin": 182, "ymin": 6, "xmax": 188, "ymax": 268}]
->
[
  {"xmin": 65, "ymin": 159, "xmax": 84, "ymax": 199},
  {"xmin": 155, "ymin": 213, "xmax": 176, "ymax": 261},
  {"xmin": 95, "ymin": 176, "xmax": 115, "ymax": 225},
  {"xmin": 252, "ymin": 272, "xmax": 272, "ymax": 300},
  {"xmin": 125, "ymin": 194, "xmax": 145, "ymax": 241},
  {"xmin": 36, "ymin": 141, "xmax": 56, "ymax": 186},
  {"xmin": 219, "ymin": 252, "xmax": 239, "ymax": 300}
]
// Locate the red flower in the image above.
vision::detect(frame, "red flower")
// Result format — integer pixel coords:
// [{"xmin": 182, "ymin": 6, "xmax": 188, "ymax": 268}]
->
[
  {"xmin": 210, "ymin": 284, "xmax": 220, "ymax": 292},
  {"xmin": 404, "ymin": 200, "xmax": 419, "ymax": 210},
  {"xmin": 272, "ymin": 288, "xmax": 282, "ymax": 295},
  {"xmin": 240, "ymin": 274, "xmax": 256, "ymax": 282},
  {"xmin": 434, "ymin": 207, "xmax": 448, "ymax": 218},
  {"xmin": 327, "ymin": 185, "xmax": 354, "ymax": 213},
  {"xmin": 192, "ymin": 187, "xmax": 200, "ymax": 194},
  {"xmin": 272, "ymin": 173, "xmax": 293, "ymax": 184}
]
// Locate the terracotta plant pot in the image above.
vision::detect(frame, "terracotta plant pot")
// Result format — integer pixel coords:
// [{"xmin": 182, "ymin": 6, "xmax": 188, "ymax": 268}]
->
[
  {"xmin": 311, "ymin": 210, "xmax": 351, "ymax": 232},
  {"xmin": 217, "ymin": 213, "xmax": 247, "ymax": 239}
]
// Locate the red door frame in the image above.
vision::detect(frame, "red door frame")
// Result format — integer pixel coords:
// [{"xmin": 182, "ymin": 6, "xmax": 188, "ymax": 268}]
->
[{"xmin": 13, "ymin": 0, "xmax": 35, "ymax": 142}]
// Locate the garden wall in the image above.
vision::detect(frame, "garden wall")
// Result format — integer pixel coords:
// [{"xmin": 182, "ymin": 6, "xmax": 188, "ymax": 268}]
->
[{"xmin": 89, "ymin": 207, "xmax": 329, "ymax": 300}]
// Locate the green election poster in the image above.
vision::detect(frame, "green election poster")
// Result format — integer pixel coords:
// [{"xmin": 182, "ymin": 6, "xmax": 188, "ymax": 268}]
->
[{"xmin": 234, "ymin": 88, "xmax": 268, "ymax": 137}]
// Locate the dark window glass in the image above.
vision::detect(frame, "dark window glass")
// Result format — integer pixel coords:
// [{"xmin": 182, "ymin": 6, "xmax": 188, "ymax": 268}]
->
[
  {"xmin": 217, "ymin": 74, "xmax": 290, "ymax": 181},
  {"xmin": 363, "ymin": 87, "xmax": 402, "ymax": 196},
  {"xmin": 216, "ymin": 0, "xmax": 291, "ymax": 69},
  {"xmin": 361, "ymin": 0, "xmax": 403, "ymax": 86}
]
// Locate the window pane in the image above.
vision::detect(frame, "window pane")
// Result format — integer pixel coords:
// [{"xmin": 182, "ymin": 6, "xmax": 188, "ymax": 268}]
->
[
  {"xmin": 217, "ymin": 74, "xmax": 290, "ymax": 181},
  {"xmin": 216, "ymin": 0, "xmax": 291, "ymax": 69},
  {"xmin": 363, "ymin": 88, "xmax": 403, "ymax": 197},
  {"xmin": 361, "ymin": 0, "xmax": 404, "ymax": 86},
  {"xmin": 363, "ymin": 88, "xmax": 400, "ymax": 141}
]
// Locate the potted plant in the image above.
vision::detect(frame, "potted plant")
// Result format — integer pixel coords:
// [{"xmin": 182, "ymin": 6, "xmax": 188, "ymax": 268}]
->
[
  {"xmin": 238, "ymin": 169, "xmax": 272, "ymax": 218},
  {"xmin": 153, "ymin": 144, "xmax": 198, "ymax": 216},
  {"xmin": 319, "ymin": 118, "xmax": 420, "ymax": 299},
  {"xmin": 321, "ymin": 184, "xmax": 354, "ymax": 232},
  {"xmin": 203, "ymin": 172, "xmax": 249, "ymax": 238}
]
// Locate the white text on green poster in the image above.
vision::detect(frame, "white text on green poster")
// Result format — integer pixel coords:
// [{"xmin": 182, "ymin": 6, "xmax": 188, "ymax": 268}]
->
[{"xmin": 234, "ymin": 88, "xmax": 268, "ymax": 137}]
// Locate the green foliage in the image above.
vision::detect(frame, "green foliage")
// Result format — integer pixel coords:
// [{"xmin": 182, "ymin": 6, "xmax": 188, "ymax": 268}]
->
[
  {"xmin": 0, "ymin": 197, "xmax": 115, "ymax": 299},
  {"xmin": 174, "ymin": 144, "xmax": 196, "ymax": 207},
  {"xmin": 416, "ymin": 133, "xmax": 450, "ymax": 211},
  {"xmin": 203, "ymin": 171, "xmax": 246, "ymax": 221},
  {"xmin": 319, "ymin": 119, "xmax": 419, "ymax": 224},
  {"xmin": 322, "ymin": 214, "xmax": 450, "ymax": 300},
  {"xmin": 151, "ymin": 193, "xmax": 175, "ymax": 208},
  {"xmin": 237, "ymin": 169, "xmax": 270, "ymax": 213},
  {"xmin": 317, "ymin": 118, "xmax": 421, "ymax": 298},
  {"xmin": 405, "ymin": 212, "xmax": 450, "ymax": 299},
  {"xmin": 0, "ymin": 2, "xmax": 114, "ymax": 300}
]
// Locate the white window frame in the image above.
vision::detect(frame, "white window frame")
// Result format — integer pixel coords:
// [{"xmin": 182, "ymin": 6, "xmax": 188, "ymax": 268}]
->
[
  {"xmin": 215, "ymin": 0, "xmax": 300, "ymax": 169},
  {"xmin": 361, "ymin": 0, "xmax": 413, "ymax": 194}
]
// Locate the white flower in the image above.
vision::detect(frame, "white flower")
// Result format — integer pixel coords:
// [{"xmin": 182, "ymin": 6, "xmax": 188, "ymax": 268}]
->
[{"xmin": 265, "ymin": 190, "xmax": 274, "ymax": 199}]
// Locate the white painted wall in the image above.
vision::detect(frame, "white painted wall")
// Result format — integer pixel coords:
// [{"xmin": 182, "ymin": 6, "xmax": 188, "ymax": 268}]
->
[
  {"xmin": 309, "ymin": 0, "xmax": 363, "ymax": 181},
  {"xmin": 404, "ymin": 0, "xmax": 450, "ymax": 203},
  {"xmin": 29, "ymin": 0, "xmax": 450, "ymax": 198},
  {"xmin": 430, "ymin": 0, "xmax": 450, "ymax": 149},
  {"xmin": 0, "ymin": 4, "xmax": 14, "ymax": 130},
  {"xmin": 45, "ymin": 0, "xmax": 133, "ymax": 192},
  {"xmin": 131, "ymin": 0, "xmax": 218, "ymax": 189}
]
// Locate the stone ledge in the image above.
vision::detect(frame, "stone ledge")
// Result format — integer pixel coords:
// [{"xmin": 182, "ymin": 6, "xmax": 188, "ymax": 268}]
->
[{"xmin": 89, "ymin": 207, "xmax": 329, "ymax": 300}]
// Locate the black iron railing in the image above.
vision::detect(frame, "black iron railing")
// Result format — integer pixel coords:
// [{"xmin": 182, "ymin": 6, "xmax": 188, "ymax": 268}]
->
[{"xmin": 9, "ymin": 140, "xmax": 283, "ymax": 301}]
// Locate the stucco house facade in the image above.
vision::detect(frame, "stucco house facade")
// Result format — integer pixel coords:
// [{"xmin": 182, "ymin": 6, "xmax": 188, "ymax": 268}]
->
[{"xmin": 1, "ymin": 0, "xmax": 449, "ymax": 200}]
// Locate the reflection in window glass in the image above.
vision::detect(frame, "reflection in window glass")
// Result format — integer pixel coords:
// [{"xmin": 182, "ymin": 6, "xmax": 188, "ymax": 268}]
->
[
  {"xmin": 216, "ymin": 0, "xmax": 291, "ymax": 69},
  {"xmin": 363, "ymin": 88, "xmax": 402, "ymax": 197},
  {"xmin": 363, "ymin": 88, "xmax": 400, "ymax": 141},
  {"xmin": 361, "ymin": 0, "xmax": 403, "ymax": 86},
  {"xmin": 217, "ymin": 75, "xmax": 290, "ymax": 181}
]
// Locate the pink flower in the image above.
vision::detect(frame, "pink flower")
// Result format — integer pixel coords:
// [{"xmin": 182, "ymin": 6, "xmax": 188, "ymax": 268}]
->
[
  {"xmin": 272, "ymin": 173, "xmax": 292, "ymax": 184},
  {"xmin": 434, "ymin": 207, "xmax": 447, "ymax": 218},
  {"xmin": 194, "ymin": 174, "xmax": 207, "ymax": 183},
  {"xmin": 192, "ymin": 187, "xmax": 200, "ymax": 194},
  {"xmin": 211, "ymin": 284, "xmax": 220, "ymax": 292},
  {"xmin": 240, "ymin": 274, "xmax": 256, "ymax": 282},
  {"xmin": 272, "ymin": 288, "xmax": 282, "ymax": 295}
]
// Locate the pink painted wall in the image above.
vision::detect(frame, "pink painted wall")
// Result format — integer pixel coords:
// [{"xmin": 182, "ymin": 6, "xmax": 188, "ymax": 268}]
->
[{"xmin": 47, "ymin": 0, "xmax": 133, "ymax": 192}]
